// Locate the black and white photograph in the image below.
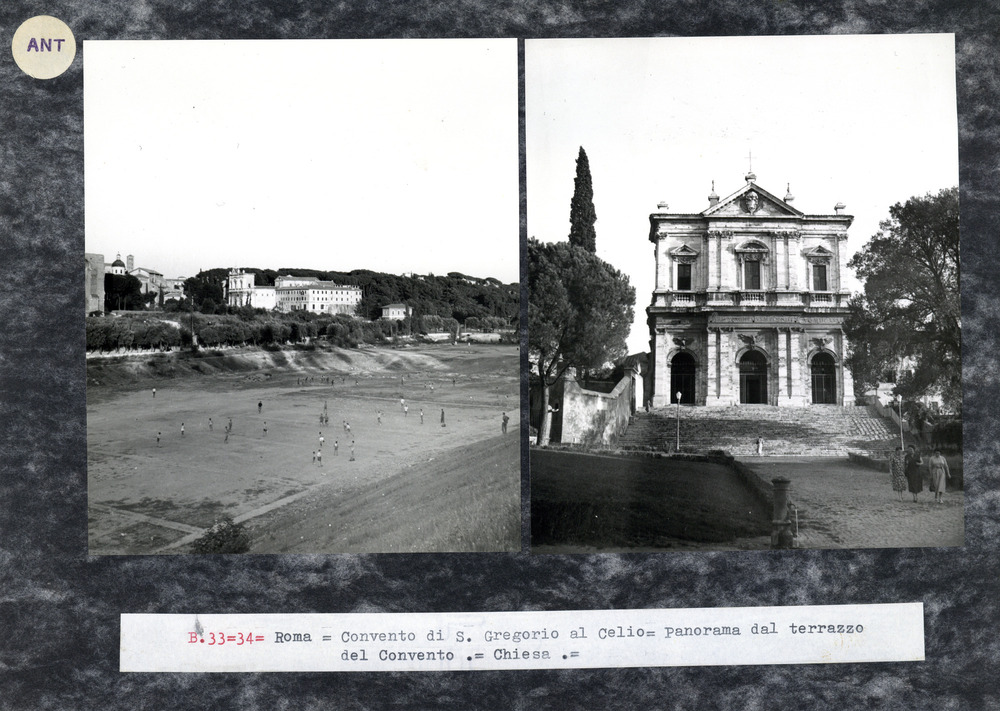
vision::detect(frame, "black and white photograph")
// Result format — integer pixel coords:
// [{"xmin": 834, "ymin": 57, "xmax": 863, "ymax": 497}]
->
[
  {"xmin": 527, "ymin": 34, "xmax": 962, "ymax": 552},
  {"xmin": 84, "ymin": 39, "xmax": 521, "ymax": 554}
]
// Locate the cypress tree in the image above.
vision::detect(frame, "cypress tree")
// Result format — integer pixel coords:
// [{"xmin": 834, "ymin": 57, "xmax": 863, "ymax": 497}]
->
[{"xmin": 568, "ymin": 147, "xmax": 597, "ymax": 253}]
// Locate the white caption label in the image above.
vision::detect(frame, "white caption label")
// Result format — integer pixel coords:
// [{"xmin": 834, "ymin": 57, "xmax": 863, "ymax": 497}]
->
[{"xmin": 121, "ymin": 603, "xmax": 924, "ymax": 672}]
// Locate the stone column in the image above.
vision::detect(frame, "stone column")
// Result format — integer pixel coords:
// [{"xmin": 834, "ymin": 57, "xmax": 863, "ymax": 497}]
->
[
  {"xmin": 771, "ymin": 478, "xmax": 794, "ymax": 549},
  {"xmin": 652, "ymin": 329, "xmax": 670, "ymax": 408},
  {"xmin": 789, "ymin": 328, "xmax": 804, "ymax": 406},
  {"xmin": 706, "ymin": 328, "xmax": 719, "ymax": 405},
  {"xmin": 840, "ymin": 331, "xmax": 855, "ymax": 406},
  {"xmin": 720, "ymin": 329, "xmax": 735, "ymax": 405},
  {"xmin": 776, "ymin": 328, "xmax": 789, "ymax": 404}
]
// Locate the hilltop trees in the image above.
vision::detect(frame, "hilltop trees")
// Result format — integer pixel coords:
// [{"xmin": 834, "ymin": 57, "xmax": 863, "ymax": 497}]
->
[
  {"xmin": 529, "ymin": 238, "xmax": 635, "ymax": 445},
  {"xmin": 846, "ymin": 187, "xmax": 960, "ymax": 410},
  {"xmin": 568, "ymin": 147, "xmax": 597, "ymax": 253}
]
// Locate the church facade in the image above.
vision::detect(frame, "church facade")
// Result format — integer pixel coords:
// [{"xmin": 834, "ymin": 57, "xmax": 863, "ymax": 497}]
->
[{"xmin": 647, "ymin": 174, "xmax": 855, "ymax": 408}]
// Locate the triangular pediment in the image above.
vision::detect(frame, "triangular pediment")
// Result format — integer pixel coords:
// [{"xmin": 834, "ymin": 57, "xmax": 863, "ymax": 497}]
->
[
  {"xmin": 668, "ymin": 244, "xmax": 700, "ymax": 257},
  {"xmin": 703, "ymin": 182, "xmax": 803, "ymax": 218},
  {"xmin": 804, "ymin": 245, "xmax": 834, "ymax": 257}
]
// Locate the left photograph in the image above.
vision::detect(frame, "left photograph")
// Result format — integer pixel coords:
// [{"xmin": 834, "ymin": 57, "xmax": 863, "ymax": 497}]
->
[{"xmin": 84, "ymin": 39, "xmax": 520, "ymax": 555}]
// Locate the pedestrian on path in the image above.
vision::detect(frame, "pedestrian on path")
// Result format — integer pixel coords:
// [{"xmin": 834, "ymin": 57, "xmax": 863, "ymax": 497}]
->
[
  {"xmin": 319, "ymin": 432, "xmax": 325, "ymax": 449},
  {"xmin": 262, "ymin": 421, "xmax": 267, "ymax": 437},
  {"xmin": 756, "ymin": 436, "xmax": 764, "ymax": 455},
  {"xmin": 440, "ymin": 409, "xmax": 446, "ymax": 427},
  {"xmin": 181, "ymin": 422, "xmax": 185, "ymax": 437},
  {"xmin": 334, "ymin": 440, "xmax": 338, "ymax": 456},
  {"xmin": 420, "ymin": 408, "xmax": 424, "ymax": 425},
  {"xmin": 928, "ymin": 449, "xmax": 951, "ymax": 503},
  {"xmin": 890, "ymin": 446, "xmax": 907, "ymax": 501},
  {"xmin": 350, "ymin": 440, "xmax": 356, "ymax": 461},
  {"xmin": 152, "ymin": 388, "xmax": 156, "ymax": 398},
  {"xmin": 258, "ymin": 401, "xmax": 262, "ymax": 414},
  {"xmin": 156, "ymin": 432, "xmax": 161, "ymax": 447},
  {"xmin": 316, "ymin": 448, "xmax": 322, "ymax": 467},
  {"xmin": 905, "ymin": 445, "xmax": 924, "ymax": 502},
  {"xmin": 502, "ymin": 412, "xmax": 509, "ymax": 435},
  {"xmin": 209, "ymin": 417, "xmax": 213, "ymax": 431}
]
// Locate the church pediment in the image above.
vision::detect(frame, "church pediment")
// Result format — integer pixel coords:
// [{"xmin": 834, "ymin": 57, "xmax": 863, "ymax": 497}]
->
[
  {"xmin": 804, "ymin": 244, "xmax": 835, "ymax": 263},
  {"xmin": 667, "ymin": 244, "xmax": 700, "ymax": 263},
  {"xmin": 703, "ymin": 182, "xmax": 803, "ymax": 218}
]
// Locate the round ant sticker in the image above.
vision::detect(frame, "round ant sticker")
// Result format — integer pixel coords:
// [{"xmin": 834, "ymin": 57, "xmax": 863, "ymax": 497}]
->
[{"xmin": 12, "ymin": 16, "xmax": 76, "ymax": 79}]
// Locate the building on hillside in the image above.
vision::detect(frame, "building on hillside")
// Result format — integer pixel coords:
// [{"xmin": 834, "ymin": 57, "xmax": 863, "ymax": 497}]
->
[
  {"xmin": 223, "ymin": 268, "xmax": 276, "ymax": 310},
  {"xmin": 223, "ymin": 269, "xmax": 362, "ymax": 315},
  {"xmin": 381, "ymin": 303, "xmax": 412, "ymax": 320},
  {"xmin": 86, "ymin": 251, "xmax": 185, "ymax": 312},
  {"xmin": 646, "ymin": 173, "xmax": 854, "ymax": 408}
]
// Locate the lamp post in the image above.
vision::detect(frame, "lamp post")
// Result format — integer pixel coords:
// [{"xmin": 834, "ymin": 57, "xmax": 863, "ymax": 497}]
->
[
  {"xmin": 894, "ymin": 395, "xmax": 904, "ymax": 449},
  {"xmin": 675, "ymin": 391, "xmax": 682, "ymax": 452}
]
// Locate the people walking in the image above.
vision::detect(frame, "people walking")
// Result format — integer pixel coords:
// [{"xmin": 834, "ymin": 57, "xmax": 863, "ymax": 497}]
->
[
  {"xmin": 258, "ymin": 401, "xmax": 262, "ymax": 414},
  {"xmin": 440, "ymin": 409, "xmax": 446, "ymax": 427},
  {"xmin": 890, "ymin": 446, "xmax": 907, "ymax": 501},
  {"xmin": 180, "ymin": 422, "xmax": 185, "ymax": 437},
  {"xmin": 928, "ymin": 449, "xmax": 951, "ymax": 503},
  {"xmin": 208, "ymin": 417, "xmax": 213, "ymax": 431},
  {"xmin": 905, "ymin": 444, "xmax": 924, "ymax": 502}
]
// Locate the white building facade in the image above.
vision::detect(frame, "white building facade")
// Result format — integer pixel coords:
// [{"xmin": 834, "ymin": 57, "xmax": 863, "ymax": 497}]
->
[
  {"xmin": 224, "ymin": 270, "xmax": 361, "ymax": 315},
  {"xmin": 647, "ymin": 175, "xmax": 855, "ymax": 408}
]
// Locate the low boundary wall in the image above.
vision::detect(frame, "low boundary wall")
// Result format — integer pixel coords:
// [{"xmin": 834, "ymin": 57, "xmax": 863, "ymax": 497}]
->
[{"xmin": 559, "ymin": 366, "xmax": 639, "ymax": 447}]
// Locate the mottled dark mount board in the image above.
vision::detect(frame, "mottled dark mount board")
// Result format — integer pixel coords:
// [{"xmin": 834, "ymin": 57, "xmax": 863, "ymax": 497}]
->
[{"xmin": 2, "ymin": 1, "xmax": 998, "ymax": 708}]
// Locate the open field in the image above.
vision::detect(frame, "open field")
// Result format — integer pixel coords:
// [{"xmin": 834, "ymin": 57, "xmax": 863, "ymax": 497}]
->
[{"xmin": 87, "ymin": 343, "xmax": 520, "ymax": 554}]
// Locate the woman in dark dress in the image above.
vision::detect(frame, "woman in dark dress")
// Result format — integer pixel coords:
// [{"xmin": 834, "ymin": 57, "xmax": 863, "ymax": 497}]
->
[{"xmin": 904, "ymin": 445, "xmax": 924, "ymax": 502}]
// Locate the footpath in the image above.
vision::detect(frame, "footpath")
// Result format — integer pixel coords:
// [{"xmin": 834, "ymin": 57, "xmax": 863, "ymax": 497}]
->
[{"xmin": 741, "ymin": 456, "xmax": 964, "ymax": 549}]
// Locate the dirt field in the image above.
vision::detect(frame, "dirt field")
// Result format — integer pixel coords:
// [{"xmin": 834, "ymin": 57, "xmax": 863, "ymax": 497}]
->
[{"xmin": 87, "ymin": 342, "xmax": 520, "ymax": 554}]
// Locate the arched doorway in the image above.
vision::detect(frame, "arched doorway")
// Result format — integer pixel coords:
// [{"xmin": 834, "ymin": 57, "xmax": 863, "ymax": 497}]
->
[
  {"xmin": 739, "ymin": 350, "xmax": 768, "ymax": 404},
  {"xmin": 811, "ymin": 352, "xmax": 837, "ymax": 404},
  {"xmin": 670, "ymin": 352, "xmax": 696, "ymax": 404}
]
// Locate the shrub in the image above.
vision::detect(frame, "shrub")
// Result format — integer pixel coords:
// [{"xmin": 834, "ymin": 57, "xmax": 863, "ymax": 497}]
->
[{"xmin": 190, "ymin": 517, "xmax": 251, "ymax": 554}]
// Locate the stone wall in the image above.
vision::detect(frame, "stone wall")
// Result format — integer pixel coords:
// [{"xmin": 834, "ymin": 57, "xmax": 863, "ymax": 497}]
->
[{"xmin": 559, "ymin": 366, "xmax": 638, "ymax": 447}]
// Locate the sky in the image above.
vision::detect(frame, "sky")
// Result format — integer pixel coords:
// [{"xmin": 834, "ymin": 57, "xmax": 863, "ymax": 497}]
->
[
  {"xmin": 526, "ymin": 34, "xmax": 959, "ymax": 354},
  {"xmin": 84, "ymin": 39, "xmax": 519, "ymax": 283}
]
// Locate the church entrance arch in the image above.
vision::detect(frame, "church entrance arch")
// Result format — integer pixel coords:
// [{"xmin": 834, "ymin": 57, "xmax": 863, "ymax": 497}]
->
[
  {"xmin": 811, "ymin": 352, "xmax": 837, "ymax": 404},
  {"xmin": 739, "ymin": 350, "xmax": 768, "ymax": 404},
  {"xmin": 670, "ymin": 352, "xmax": 697, "ymax": 404}
]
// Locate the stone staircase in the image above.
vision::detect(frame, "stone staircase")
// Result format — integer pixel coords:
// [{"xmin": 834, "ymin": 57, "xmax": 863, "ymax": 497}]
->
[{"xmin": 618, "ymin": 405, "xmax": 898, "ymax": 457}]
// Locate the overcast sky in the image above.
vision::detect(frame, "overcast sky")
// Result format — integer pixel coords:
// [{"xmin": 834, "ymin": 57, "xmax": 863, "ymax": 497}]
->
[
  {"xmin": 526, "ymin": 34, "xmax": 958, "ymax": 354},
  {"xmin": 85, "ymin": 39, "xmax": 519, "ymax": 283}
]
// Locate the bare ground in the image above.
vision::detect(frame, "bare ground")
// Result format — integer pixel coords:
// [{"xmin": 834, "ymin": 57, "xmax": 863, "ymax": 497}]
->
[{"xmin": 87, "ymin": 342, "xmax": 520, "ymax": 554}]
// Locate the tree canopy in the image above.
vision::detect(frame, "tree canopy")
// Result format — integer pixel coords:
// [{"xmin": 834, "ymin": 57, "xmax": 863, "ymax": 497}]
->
[
  {"xmin": 568, "ymin": 147, "xmax": 597, "ymax": 253},
  {"xmin": 845, "ymin": 187, "xmax": 960, "ymax": 410},
  {"xmin": 529, "ymin": 238, "xmax": 635, "ymax": 444}
]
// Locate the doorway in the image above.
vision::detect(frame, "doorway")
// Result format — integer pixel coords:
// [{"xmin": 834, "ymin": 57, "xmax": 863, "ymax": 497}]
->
[
  {"xmin": 811, "ymin": 352, "xmax": 837, "ymax": 404},
  {"xmin": 739, "ymin": 350, "xmax": 768, "ymax": 404}
]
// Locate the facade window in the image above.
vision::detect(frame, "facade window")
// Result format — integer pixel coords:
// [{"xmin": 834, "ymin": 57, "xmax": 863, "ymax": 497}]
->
[
  {"xmin": 812, "ymin": 263, "xmax": 828, "ymax": 291},
  {"xmin": 677, "ymin": 263, "xmax": 692, "ymax": 291},
  {"xmin": 744, "ymin": 260, "xmax": 761, "ymax": 290}
]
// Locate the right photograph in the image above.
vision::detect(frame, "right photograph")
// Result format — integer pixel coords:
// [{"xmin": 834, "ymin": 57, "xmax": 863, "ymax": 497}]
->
[{"xmin": 526, "ymin": 35, "xmax": 961, "ymax": 552}]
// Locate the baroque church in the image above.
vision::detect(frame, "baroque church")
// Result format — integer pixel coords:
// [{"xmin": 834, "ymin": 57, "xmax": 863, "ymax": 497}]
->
[{"xmin": 647, "ymin": 172, "xmax": 855, "ymax": 408}]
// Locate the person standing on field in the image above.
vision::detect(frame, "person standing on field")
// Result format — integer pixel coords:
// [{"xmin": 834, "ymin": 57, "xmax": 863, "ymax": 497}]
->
[
  {"xmin": 502, "ymin": 412, "xmax": 509, "ymax": 435},
  {"xmin": 905, "ymin": 445, "xmax": 924, "ymax": 503},
  {"xmin": 928, "ymin": 449, "xmax": 951, "ymax": 503}
]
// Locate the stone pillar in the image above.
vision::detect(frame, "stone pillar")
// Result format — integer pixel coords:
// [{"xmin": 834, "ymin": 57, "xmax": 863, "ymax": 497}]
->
[
  {"xmin": 706, "ymin": 328, "xmax": 719, "ymax": 405},
  {"xmin": 771, "ymin": 477, "xmax": 794, "ymax": 549},
  {"xmin": 789, "ymin": 329, "xmax": 804, "ymax": 405},
  {"xmin": 840, "ymin": 332, "xmax": 855, "ymax": 406},
  {"xmin": 777, "ymin": 328, "xmax": 789, "ymax": 404},
  {"xmin": 720, "ymin": 329, "xmax": 735, "ymax": 405},
  {"xmin": 652, "ymin": 330, "xmax": 670, "ymax": 408}
]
